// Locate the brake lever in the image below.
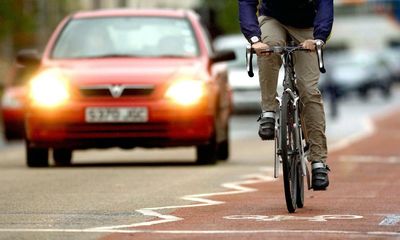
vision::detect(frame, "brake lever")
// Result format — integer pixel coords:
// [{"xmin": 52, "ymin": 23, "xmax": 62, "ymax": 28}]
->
[
  {"xmin": 246, "ymin": 45, "xmax": 254, "ymax": 77},
  {"xmin": 315, "ymin": 40, "xmax": 326, "ymax": 74}
]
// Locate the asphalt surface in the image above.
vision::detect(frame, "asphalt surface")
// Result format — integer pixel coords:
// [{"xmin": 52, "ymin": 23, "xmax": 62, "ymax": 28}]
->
[{"xmin": 0, "ymin": 88, "xmax": 399, "ymax": 239}]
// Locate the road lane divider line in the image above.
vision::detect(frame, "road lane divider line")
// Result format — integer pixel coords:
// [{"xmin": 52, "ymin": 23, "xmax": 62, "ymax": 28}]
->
[
  {"xmin": 330, "ymin": 106, "xmax": 400, "ymax": 153},
  {"xmin": 0, "ymin": 228, "xmax": 399, "ymax": 237},
  {"xmin": 339, "ymin": 155, "xmax": 400, "ymax": 164},
  {"xmin": 329, "ymin": 118, "xmax": 375, "ymax": 153},
  {"xmin": 87, "ymin": 168, "xmax": 276, "ymax": 230}
]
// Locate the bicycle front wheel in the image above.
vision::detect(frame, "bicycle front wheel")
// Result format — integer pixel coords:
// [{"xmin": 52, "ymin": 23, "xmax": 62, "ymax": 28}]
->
[
  {"xmin": 296, "ymin": 160, "xmax": 305, "ymax": 208},
  {"xmin": 280, "ymin": 92, "xmax": 298, "ymax": 213}
]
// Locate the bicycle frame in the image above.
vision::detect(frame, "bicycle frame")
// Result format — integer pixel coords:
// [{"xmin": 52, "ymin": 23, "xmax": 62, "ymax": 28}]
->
[{"xmin": 273, "ymin": 47, "xmax": 310, "ymax": 190}]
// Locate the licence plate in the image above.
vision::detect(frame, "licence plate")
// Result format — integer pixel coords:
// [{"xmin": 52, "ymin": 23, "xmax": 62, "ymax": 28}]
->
[{"xmin": 85, "ymin": 107, "xmax": 148, "ymax": 123}]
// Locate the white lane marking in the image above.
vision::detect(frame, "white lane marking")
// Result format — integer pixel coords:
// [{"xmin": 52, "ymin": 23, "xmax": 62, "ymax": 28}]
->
[
  {"xmin": 88, "ymin": 168, "xmax": 276, "ymax": 230},
  {"xmin": 379, "ymin": 215, "xmax": 400, "ymax": 226},
  {"xmin": 0, "ymin": 228, "xmax": 399, "ymax": 237},
  {"xmin": 329, "ymin": 118, "xmax": 375, "ymax": 152},
  {"xmin": 339, "ymin": 155, "xmax": 400, "ymax": 164},
  {"xmin": 224, "ymin": 215, "xmax": 363, "ymax": 222},
  {"xmin": 329, "ymin": 103, "xmax": 400, "ymax": 153}
]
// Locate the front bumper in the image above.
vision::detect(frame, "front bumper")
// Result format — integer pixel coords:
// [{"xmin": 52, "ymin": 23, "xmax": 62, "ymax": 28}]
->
[{"xmin": 26, "ymin": 100, "xmax": 215, "ymax": 149}]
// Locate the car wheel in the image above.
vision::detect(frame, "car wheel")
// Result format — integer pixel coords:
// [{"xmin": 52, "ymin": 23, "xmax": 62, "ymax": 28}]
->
[
  {"xmin": 381, "ymin": 84, "xmax": 392, "ymax": 100},
  {"xmin": 53, "ymin": 149, "xmax": 73, "ymax": 166},
  {"xmin": 196, "ymin": 134, "xmax": 218, "ymax": 165},
  {"xmin": 4, "ymin": 129, "xmax": 17, "ymax": 141},
  {"xmin": 26, "ymin": 142, "xmax": 49, "ymax": 168},
  {"xmin": 217, "ymin": 124, "xmax": 230, "ymax": 161},
  {"xmin": 4, "ymin": 125, "xmax": 25, "ymax": 141},
  {"xmin": 217, "ymin": 139, "xmax": 229, "ymax": 161},
  {"xmin": 358, "ymin": 88, "xmax": 369, "ymax": 100}
]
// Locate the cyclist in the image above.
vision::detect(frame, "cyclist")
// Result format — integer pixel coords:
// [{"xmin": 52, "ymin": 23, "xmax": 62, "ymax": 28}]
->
[{"xmin": 239, "ymin": 0, "xmax": 333, "ymax": 190}]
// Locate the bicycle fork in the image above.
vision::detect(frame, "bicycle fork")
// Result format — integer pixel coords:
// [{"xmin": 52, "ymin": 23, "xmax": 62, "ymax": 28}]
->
[
  {"xmin": 274, "ymin": 97, "xmax": 282, "ymax": 179},
  {"xmin": 274, "ymin": 90, "xmax": 311, "ymax": 190}
]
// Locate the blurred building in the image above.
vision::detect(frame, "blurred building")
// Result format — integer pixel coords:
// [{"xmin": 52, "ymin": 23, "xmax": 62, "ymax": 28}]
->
[
  {"xmin": 331, "ymin": 0, "xmax": 400, "ymax": 50},
  {"xmin": 331, "ymin": 15, "xmax": 400, "ymax": 50},
  {"xmin": 78, "ymin": 0, "xmax": 200, "ymax": 9}
]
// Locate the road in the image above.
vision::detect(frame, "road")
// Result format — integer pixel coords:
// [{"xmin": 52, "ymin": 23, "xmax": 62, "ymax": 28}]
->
[{"xmin": 0, "ymin": 89, "xmax": 399, "ymax": 239}]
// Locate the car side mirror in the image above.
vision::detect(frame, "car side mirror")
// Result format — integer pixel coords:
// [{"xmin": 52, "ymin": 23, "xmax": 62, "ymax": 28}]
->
[
  {"xmin": 211, "ymin": 50, "xmax": 236, "ymax": 64},
  {"xmin": 16, "ymin": 49, "xmax": 41, "ymax": 68}
]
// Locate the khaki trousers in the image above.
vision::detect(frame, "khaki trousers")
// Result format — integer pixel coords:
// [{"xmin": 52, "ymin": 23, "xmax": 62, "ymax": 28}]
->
[{"xmin": 257, "ymin": 16, "xmax": 327, "ymax": 163}]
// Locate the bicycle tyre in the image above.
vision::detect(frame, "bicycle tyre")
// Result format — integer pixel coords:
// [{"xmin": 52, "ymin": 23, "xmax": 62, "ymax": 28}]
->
[
  {"xmin": 280, "ymin": 92, "xmax": 298, "ymax": 213},
  {"xmin": 296, "ymin": 160, "xmax": 304, "ymax": 208}
]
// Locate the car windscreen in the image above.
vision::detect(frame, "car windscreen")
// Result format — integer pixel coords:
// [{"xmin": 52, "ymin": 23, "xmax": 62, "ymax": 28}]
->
[{"xmin": 51, "ymin": 16, "xmax": 200, "ymax": 59}]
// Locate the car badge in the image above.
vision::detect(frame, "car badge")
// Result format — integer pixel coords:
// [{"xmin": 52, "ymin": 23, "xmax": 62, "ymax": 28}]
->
[{"xmin": 109, "ymin": 85, "xmax": 124, "ymax": 98}]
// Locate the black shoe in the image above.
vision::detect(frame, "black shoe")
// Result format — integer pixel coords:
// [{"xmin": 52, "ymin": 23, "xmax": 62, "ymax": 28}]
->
[
  {"xmin": 312, "ymin": 161, "xmax": 330, "ymax": 191},
  {"xmin": 257, "ymin": 112, "xmax": 275, "ymax": 140}
]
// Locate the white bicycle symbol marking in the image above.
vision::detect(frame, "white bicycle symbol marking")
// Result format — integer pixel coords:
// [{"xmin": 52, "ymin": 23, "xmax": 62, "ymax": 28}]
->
[{"xmin": 224, "ymin": 215, "xmax": 363, "ymax": 222}]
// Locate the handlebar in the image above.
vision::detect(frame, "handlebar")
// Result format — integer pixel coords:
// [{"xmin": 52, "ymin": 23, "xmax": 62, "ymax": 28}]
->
[
  {"xmin": 315, "ymin": 40, "xmax": 326, "ymax": 74},
  {"xmin": 246, "ymin": 42, "xmax": 326, "ymax": 77},
  {"xmin": 246, "ymin": 45, "xmax": 255, "ymax": 77}
]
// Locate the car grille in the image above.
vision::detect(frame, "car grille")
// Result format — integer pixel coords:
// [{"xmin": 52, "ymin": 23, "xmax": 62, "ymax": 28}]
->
[
  {"xmin": 63, "ymin": 123, "xmax": 168, "ymax": 134},
  {"xmin": 80, "ymin": 85, "xmax": 154, "ymax": 98}
]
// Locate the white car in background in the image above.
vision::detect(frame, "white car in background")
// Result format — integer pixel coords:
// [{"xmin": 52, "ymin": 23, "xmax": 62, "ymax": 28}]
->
[
  {"xmin": 319, "ymin": 51, "xmax": 393, "ymax": 100},
  {"xmin": 214, "ymin": 34, "xmax": 284, "ymax": 113}
]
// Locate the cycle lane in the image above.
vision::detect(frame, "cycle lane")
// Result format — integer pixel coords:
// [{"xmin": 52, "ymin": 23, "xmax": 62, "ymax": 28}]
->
[{"xmin": 101, "ymin": 109, "xmax": 400, "ymax": 240}]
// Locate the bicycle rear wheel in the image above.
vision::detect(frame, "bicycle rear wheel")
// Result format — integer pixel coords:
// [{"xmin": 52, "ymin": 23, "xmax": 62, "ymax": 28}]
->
[{"xmin": 280, "ymin": 92, "xmax": 298, "ymax": 213}]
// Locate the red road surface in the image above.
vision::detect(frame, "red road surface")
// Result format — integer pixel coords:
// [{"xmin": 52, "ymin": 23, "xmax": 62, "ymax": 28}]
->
[{"xmin": 102, "ymin": 110, "xmax": 400, "ymax": 239}]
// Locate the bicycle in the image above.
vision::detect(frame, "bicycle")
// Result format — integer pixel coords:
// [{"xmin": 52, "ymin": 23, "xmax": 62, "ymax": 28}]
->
[{"xmin": 246, "ymin": 40, "xmax": 326, "ymax": 213}]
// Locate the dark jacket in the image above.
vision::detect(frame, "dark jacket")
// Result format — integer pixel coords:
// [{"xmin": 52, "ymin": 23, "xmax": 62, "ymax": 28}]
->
[{"xmin": 239, "ymin": 0, "xmax": 334, "ymax": 42}]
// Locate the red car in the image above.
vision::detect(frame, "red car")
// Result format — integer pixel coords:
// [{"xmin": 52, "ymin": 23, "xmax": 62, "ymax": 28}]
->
[{"xmin": 21, "ymin": 9, "xmax": 234, "ymax": 167}]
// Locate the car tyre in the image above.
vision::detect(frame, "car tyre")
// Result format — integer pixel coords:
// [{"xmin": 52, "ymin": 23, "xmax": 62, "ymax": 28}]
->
[
  {"xmin": 26, "ymin": 142, "xmax": 49, "ymax": 168},
  {"xmin": 358, "ymin": 88, "xmax": 369, "ymax": 100},
  {"xmin": 196, "ymin": 134, "xmax": 218, "ymax": 165},
  {"xmin": 217, "ymin": 125, "xmax": 230, "ymax": 161},
  {"xmin": 4, "ymin": 129, "xmax": 23, "ymax": 141},
  {"xmin": 53, "ymin": 149, "xmax": 73, "ymax": 166},
  {"xmin": 381, "ymin": 84, "xmax": 392, "ymax": 100},
  {"xmin": 217, "ymin": 139, "xmax": 229, "ymax": 161}
]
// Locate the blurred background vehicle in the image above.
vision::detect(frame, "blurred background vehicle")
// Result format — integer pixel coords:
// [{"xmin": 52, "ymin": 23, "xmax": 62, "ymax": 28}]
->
[
  {"xmin": 0, "ymin": 50, "xmax": 40, "ymax": 141},
  {"xmin": 319, "ymin": 51, "xmax": 393, "ymax": 100},
  {"xmin": 382, "ymin": 46, "xmax": 400, "ymax": 83},
  {"xmin": 1, "ymin": 74, "xmax": 26, "ymax": 141},
  {"xmin": 213, "ymin": 34, "xmax": 284, "ymax": 114},
  {"xmin": 21, "ymin": 9, "xmax": 235, "ymax": 167},
  {"xmin": 213, "ymin": 34, "xmax": 260, "ymax": 113}
]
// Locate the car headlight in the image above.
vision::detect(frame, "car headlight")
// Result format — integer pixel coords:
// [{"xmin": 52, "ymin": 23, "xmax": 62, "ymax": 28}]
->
[
  {"xmin": 165, "ymin": 80, "xmax": 206, "ymax": 106},
  {"xmin": 29, "ymin": 69, "xmax": 70, "ymax": 107}
]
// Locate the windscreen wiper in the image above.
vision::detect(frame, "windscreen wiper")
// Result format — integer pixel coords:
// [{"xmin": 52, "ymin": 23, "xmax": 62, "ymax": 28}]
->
[
  {"xmin": 76, "ymin": 54, "xmax": 142, "ymax": 59},
  {"xmin": 155, "ymin": 54, "xmax": 189, "ymax": 58}
]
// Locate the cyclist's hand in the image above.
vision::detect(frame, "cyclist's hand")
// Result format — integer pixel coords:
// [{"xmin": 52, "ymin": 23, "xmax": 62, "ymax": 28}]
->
[
  {"xmin": 252, "ymin": 42, "xmax": 270, "ymax": 56},
  {"xmin": 301, "ymin": 39, "xmax": 317, "ymax": 50}
]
